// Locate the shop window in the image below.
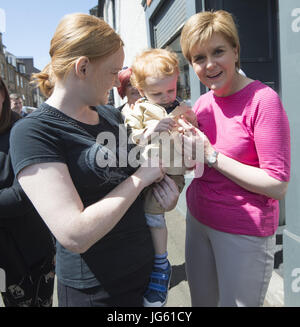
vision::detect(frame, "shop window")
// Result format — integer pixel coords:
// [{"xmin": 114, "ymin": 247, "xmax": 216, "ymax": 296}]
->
[
  {"xmin": 8, "ymin": 69, "xmax": 14, "ymax": 82},
  {"xmin": 166, "ymin": 35, "xmax": 191, "ymax": 103},
  {"xmin": 0, "ymin": 62, "xmax": 4, "ymax": 78}
]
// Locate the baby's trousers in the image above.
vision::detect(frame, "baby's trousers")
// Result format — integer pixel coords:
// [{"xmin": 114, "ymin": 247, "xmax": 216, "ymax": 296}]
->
[
  {"xmin": 143, "ymin": 174, "xmax": 185, "ymax": 216},
  {"xmin": 185, "ymin": 210, "xmax": 275, "ymax": 307}
]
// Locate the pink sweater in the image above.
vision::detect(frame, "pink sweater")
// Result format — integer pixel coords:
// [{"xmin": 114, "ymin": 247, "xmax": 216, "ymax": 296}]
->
[{"xmin": 187, "ymin": 80, "xmax": 290, "ymax": 236}]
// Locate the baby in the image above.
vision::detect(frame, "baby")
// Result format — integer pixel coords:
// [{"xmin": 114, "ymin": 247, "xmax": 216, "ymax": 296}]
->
[{"xmin": 123, "ymin": 48, "xmax": 197, "ymax": 307}]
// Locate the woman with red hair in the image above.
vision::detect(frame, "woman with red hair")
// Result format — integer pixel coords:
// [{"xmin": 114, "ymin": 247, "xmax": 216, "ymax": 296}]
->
[{"xmin": 117, "ymin": 67, "xmax": 141, "ymax": 112}]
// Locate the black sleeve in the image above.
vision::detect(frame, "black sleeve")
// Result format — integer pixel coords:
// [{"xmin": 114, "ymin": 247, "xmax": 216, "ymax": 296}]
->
[
  {"xmin": 0, "ymin": 127, "xmax": 33, "ymax": 219},
  {"xmin": 9, "ymin": 116, "xmax": 66, "ymax": 176},
  {"xmin": 0, "ymin": 180, "xmax": 32, "ymax": 219}
]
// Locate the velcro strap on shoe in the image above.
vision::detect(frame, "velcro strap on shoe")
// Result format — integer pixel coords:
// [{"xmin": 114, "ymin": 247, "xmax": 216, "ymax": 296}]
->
[
  {"xmin": 148, "ymin": 282, "xmax": 168, "ymax": 292},
  {"xmin": 150, "ymin": 271, "xmax": 169, "ymax": 280},
  {"xmin": 147, "ymin": 271, "xmax": 170, "ymax": 292}
]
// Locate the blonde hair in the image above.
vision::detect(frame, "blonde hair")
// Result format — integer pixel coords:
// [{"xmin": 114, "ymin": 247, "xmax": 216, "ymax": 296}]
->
[
  {"xmin": 32, "ymin": 13, "xmax": 123, "ymax": 97},
  {"xmin": 180, "ymin": 10, "xmax": 240, "ymax": 69},
  {"xmin": 130, "ymin": 48, "xmax": 179, "ymax": 90}
]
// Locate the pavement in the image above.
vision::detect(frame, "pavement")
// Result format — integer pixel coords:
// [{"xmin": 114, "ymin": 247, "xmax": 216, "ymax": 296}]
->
[{"xmin": 0, "ymin": 207, "xmax": 284, "ymax": 307}]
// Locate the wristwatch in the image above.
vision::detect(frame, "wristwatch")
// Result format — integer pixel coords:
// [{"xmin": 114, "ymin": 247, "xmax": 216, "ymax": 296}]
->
[{"xmin": 207, "ymin": 150, "xmax": 219, "ymax": 167}]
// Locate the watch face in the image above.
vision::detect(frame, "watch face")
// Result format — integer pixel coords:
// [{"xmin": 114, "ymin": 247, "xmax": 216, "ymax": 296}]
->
[
  {"xmin": 208, "ymin": 157, "xmax": 216, "ymax": 166},
  {"xmin": 208, "ymin": 151, "xmax": 218, "ymax": 167}
]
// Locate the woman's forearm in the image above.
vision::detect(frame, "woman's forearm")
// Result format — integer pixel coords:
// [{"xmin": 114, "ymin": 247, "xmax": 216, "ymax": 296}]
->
[
  {"xmin": 75, "ymin": 173, "xmax": 146, "ymax": 253},
  {"xmin": 178, "ymin": 119, "xmax": 288, "ymax": 200},
  {"xmin": 213, "ymin": 152, "xmax": 288, "ymax": 200},
  {"xmin": 18, "ymin": 162, "xmax": 164, "ymax": 255}
]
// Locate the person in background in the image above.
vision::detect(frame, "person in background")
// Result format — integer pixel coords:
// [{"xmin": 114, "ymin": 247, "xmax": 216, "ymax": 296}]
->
[
  {"xmin": 10, "ymin": 13, "xmax": 179, "ymax": 307},
  {"xmin": 179, "ymin": 10, "xmax": 290, "ymax": 306},
  {"xmin": 10, "ymin": 94, "xmax": 25, "ymax": 117},
  {"xmin": 124, "ymin": 48, "xmax": 197, "ymax": 307},
  {"xmin": 0, "ymin": 77, "xmax": 55, "ymax": 307},
  {"xmin": 117, "ymin": 67, "xmax": 141, "ymax": 113}
]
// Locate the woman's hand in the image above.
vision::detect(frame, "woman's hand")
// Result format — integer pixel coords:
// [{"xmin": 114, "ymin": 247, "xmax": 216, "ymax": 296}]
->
[
  {"xmin": 133, "ymin": 157, "xmax": 166, "ymax": 188},
  {"xmin": 179, "ymin": 105, "xmax": 198, "ymax": 128},
  {"xmin": 177, "ymin": 117, "xmax": 215, "ymax": 165},
  {"xmin": 152, "ymin": 175, "xmax": 179, "ymax": 211}
]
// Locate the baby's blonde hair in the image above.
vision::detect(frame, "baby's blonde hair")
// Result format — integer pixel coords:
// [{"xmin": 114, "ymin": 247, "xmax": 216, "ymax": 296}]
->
[
  {"xmin": 32, "ymin": 13, "xmax": 123, "ymax": 97},
  {"xmin": 130, "ymin": 48, "xmax": 179, "ymax": 90}
]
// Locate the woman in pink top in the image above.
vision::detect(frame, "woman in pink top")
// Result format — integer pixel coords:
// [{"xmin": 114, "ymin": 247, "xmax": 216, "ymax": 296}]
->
[{"xmin": 179, "ymin": 10, "xmax": 290, "ymax": 306}]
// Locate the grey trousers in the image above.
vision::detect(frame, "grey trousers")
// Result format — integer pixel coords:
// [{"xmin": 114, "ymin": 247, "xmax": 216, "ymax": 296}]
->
[{"xmin": 185, "ymin": 210, "xmax": 276, "ymax": 307}]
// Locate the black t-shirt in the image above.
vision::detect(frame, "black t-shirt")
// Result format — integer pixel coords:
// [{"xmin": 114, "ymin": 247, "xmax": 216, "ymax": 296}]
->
[
  {"xmin": 0, "ymin": 122, "xmax": 54, "ymax": 280},
  {"xmin": 10, "ymin": 103, "xmax": 154, "ymax": 291}
]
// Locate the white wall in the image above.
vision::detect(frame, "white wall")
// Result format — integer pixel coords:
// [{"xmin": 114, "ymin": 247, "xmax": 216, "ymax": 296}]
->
[
  {"xmin": 104, "ymin": 0, "xmax": 148, "ymax": 106},
  {"xmin": 115, "ymin": 0, "xmax": 148, "ymax": 67},
  {"xmin": 279, "ymin": 0, "xmax": 300, "ymax": 307}
]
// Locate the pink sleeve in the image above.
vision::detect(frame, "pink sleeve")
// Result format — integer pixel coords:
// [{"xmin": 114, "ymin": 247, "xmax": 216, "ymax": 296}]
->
[{"xmin": 252, "ymin": 88, "xmax": 290, "ymax": 181}]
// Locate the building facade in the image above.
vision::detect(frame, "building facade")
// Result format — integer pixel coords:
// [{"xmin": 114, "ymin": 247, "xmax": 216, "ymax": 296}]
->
[
  {"xmin": 99, "ymin": 0, "xmax": 300, "ymax": 306},
  {"xmin": 0, "ymin": 33, "xmax": 45, "ymax": 107},
  {"xmin": 94, "ymin": 0, "xmax": 149, "ymax": 107}
]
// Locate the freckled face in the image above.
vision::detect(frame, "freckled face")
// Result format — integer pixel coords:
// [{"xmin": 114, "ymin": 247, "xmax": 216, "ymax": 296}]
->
[
  {"xmin": 87, "ymin": 47, "xmax": 125, "ymax": 105},
  {"xmin": 140, "ymin": 73, "xmax": 178, "ymax": 107},
  {"xmin": 190, "ymin": 32, "xmax": 239, "ymax": 97}
]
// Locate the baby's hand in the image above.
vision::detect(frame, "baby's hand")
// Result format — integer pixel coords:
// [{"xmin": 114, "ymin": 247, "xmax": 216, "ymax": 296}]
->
[
  {"xmin": 153, "ymin": 118, "xmax": 176, "ymax": 133},
  {"xmin": 143, "ymin": 118, "xmax": 176, "ymax": 140},
  {"xmin": 170, "ymin": 103, "xmax": 198, "ymax": 128},
  {"xmin": 180, "ymin": 107, "xmax": 198, "ymax": 128}
]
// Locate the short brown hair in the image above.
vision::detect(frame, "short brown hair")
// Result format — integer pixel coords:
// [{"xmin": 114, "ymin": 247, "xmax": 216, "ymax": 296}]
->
[
  {"xmin": 180, "ymin": 10, "xmax": 240, "ymax": 69},
  {"xmin": 10, "ymin": 93, "xmax": 22, "ymax": 101},
  {"xmin": 130, "ymin": 48, "xmax": 179, "ymax": 90}
]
